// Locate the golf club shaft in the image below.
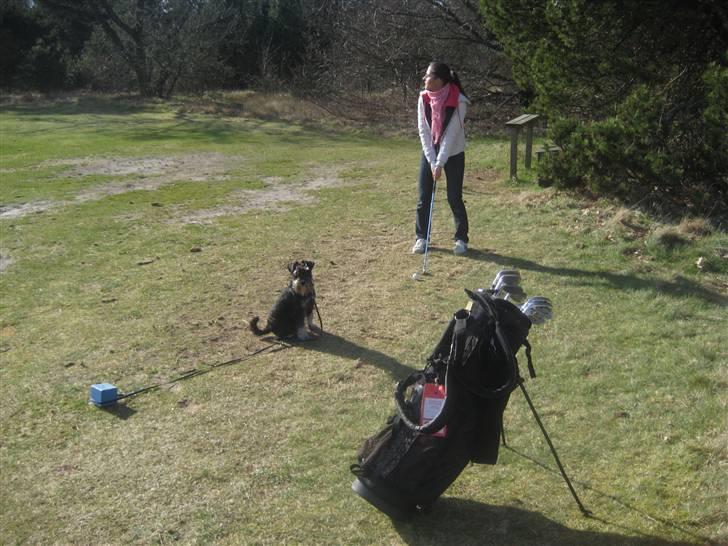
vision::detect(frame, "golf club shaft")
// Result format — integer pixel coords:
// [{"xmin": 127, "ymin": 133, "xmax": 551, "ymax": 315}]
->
[{"xmin": 422, "ymin": 179, "xmax": 437, "ymax": 273}]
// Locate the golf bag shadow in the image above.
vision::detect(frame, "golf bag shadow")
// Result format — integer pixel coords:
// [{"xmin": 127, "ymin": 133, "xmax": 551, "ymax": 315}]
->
[{"xmin": 351, "ymin": 289, "xmax": 534, "ymax": 519}]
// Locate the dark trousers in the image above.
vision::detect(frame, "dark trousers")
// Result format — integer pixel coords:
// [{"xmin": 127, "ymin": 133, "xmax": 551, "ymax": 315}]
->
[{"xmin": 416, "ymin": 151, "xmax": 468, "ymax": 243}]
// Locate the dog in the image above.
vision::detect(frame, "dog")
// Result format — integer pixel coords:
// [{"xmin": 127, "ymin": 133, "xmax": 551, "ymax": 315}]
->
[{"xmin": 249, "ymin": 260, "xmax": 319, "ymax": 341}]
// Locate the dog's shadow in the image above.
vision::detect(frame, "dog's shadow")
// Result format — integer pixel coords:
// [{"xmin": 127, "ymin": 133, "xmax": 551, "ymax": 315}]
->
[{"xmin": 299, "ymin": 331, "xmax": 415, "ymax": 379}]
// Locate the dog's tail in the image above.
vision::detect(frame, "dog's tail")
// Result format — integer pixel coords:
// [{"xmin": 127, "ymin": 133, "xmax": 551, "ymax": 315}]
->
[{"xmin": 249, "ymin": 316, "xmax": 271, "ymax": 336}]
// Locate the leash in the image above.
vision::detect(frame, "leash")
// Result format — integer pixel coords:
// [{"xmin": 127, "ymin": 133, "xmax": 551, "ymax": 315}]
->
[
  {"xmin": 314, "ymin": 299, "xmax": 324, "ymax": 332},
  {"xmin": 114, "ymin": 342, "xmax": 289, "ymax": 403}
]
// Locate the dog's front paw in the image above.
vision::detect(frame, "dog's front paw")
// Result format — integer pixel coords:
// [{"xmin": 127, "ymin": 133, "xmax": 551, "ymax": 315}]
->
[{"xmin": 296, "ymin": 329, "xmax": 319, "ymax": 342}]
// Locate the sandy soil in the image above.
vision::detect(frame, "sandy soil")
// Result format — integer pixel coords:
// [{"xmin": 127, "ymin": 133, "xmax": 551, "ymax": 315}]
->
[
  {"xmin": 0, "ymin": 154, "xmax": 352, "ymax": 222},
  {"xmin": 179, "ymin": 166, "xmax": 349, "ymax": 224},
  {"xmin": 0, "ymin": 254, "xmax": 13, "ymax": 272}
]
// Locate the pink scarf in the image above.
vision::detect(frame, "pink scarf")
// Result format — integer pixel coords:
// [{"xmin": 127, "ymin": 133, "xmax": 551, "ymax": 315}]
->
[{"xmin": 424, "ymin": 83, "xmax": 460, "ymax": 145}]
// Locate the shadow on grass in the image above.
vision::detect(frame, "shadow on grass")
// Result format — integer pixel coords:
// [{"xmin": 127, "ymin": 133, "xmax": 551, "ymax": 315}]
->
[
  {"xmin": 502, "ymin": 445, "xmax": 716, "ymax": 546},
  {"xmin": 393, "ymin": 499, "xmax": 703, "ymax": 546},
  {"xmin": 100, "ymin": 403, "xmax": 137, "ymax": 420},
  {"xmin": 465, "ymin": 248, "xmax": 727, "ymax": 307},
  {"xmin": 299, "ymin": 331, "xmax": 414, "ymax": 379},
  {"xmin": 4, "ymin": 97, "xmax": 378, "ymax": 146}
]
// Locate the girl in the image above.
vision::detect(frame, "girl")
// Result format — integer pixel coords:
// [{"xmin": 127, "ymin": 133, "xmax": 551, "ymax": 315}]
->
[{"xmin": 412, "ymin": 62, "xmax": 471, "ymax": 256}]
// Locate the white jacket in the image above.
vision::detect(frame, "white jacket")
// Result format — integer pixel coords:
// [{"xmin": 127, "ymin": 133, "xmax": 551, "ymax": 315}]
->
[{"xmin": 418, "ymin": 90, "xmax": 470, "ymax": 169}]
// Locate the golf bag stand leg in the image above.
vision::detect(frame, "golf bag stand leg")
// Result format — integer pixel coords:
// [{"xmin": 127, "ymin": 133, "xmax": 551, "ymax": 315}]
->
[
  {"xmin": 518, "ymin": 380, "xmax": 592, "ymax": 516},
  {"xmin": 422, "ymin": 180, "xmax": 437, "ymax": 273}
]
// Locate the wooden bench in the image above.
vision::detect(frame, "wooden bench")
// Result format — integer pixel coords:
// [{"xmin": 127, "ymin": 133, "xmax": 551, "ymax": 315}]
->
[
  {"xmin": 535, "ymin": 144, "xmax": 562, "ymax": 162},
  {"xmin": 505, "ymin": 113, "xmax": 539, "ymax": 179}
]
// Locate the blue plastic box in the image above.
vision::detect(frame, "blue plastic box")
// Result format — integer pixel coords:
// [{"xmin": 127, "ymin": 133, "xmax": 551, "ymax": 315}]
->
[{"xmin": 89, "ymin": 383, "xmax": 119, "ymax": 407}]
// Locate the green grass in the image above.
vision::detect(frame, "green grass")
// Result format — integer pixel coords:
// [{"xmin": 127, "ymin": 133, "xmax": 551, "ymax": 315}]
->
[{"xmin": 1, "ymin": 94, "xmax": 726, "ymax": 545}]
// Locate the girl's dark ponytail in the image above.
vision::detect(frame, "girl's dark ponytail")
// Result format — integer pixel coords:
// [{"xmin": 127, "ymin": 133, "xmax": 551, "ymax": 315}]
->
[{"xmin": 449, "ymin": 69, "xmax": 468, "ymax": 99}]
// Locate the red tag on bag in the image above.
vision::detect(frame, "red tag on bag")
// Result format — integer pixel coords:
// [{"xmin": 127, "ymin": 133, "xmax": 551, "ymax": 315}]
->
[{"xmin": 420, "ymin": 383, "xmax": 447, "ymax": 437}]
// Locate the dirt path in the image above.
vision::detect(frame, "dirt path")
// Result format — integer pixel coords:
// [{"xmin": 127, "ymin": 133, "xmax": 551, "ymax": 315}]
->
[
  {"xmin": 179, "ymin": 166, "xmax": 349, "ymax": 224},
  {"xmin": 0, "ymin": 154, "xmax": 353, "ymax": 222}
]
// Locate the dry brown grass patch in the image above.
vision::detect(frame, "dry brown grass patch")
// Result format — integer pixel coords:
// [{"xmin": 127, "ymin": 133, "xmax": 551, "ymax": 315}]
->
[
  {"xmin": 176, "ymin": 91, "xmax": 331, "ymax": 125},
  {"xmin": 650, "ymin": 226, "xmax": 689, "ymax": 250},
  {"xmin": 607, "ymin": 207, "xmax": 650, "ymax": 240},
  {"xmin": 678, "ymin": 217, "xmax": 713, "ymax": 238},
  {"xmin": 509, "ymin": 187, "xmax": 558, "ymax": 208}
]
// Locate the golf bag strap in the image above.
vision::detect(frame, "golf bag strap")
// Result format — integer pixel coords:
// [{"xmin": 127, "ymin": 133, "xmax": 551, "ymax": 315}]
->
[
  {"xmin": 466, "ymin": 290, "xmax": 519, "ymax": 396},
  {"xmin": 393, "ymin": 304, "xmax": 474, "ymax": 433},
  {"xmin": 524, "ymin": 339, "xmax": 536, "ymax": 378},
  {"xmin": 394, "ymin": 362, "xmax": 454, "ymax": 435}
]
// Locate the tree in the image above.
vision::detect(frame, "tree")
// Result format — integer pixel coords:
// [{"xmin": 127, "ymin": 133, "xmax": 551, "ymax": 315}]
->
[
  {"xmin": 220, "ymin": 0, "xmax": 310, "ymax": 85},
  {"xmin": 1, "ymin": 1, "xmax": 91, "ymax": 90},
  {"xmin": 482, "ymin": 0, "xmax": 728, "ymax": 219},
  {"xmin": 300, "ymin": 0, "xmax": 511, "ymax": 96},
  {"xmin": 38, "ymin": 0, "xmax": 240, "ymax": 97}
]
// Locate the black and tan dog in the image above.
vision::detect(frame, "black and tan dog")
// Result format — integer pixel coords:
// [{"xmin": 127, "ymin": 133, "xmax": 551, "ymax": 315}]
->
[{"xmin": 249, "ymin": 260, "xmax": 319, "ymax": 341}]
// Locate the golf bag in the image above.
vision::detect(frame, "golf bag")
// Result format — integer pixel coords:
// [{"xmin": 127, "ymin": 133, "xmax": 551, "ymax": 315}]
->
[{"xmin": 351, "ymin": 289, "xmax": 534, "ymax": 519}]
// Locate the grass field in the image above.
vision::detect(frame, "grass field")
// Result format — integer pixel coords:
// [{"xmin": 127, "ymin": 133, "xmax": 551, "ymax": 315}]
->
[{"xmin": 1, "ymin": 93, "xmax": 726, "ymax": 545}]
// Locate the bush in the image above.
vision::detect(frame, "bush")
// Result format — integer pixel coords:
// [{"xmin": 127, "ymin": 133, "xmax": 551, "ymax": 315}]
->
[
  {"xmin": 539, "ymin": 67, "xmax": 728, "ymax": 221},
  {"xmin": 483, "ymin": 1, "xmax": 728, "ymax": 224}
]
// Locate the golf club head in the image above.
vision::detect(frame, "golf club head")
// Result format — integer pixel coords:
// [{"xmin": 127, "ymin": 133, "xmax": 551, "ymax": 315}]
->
[
  {"xmin": 492, "ymin": 276, "xmax": 521, "ymax": 291},
  {"xmin": 524, "ymin": 300, "xmax": 552, "ymax": 310},
  {"xmin": 521, "ymin": 296, "xmax": 553, "ymax": 324},
  {"xmin": 411, "ymin": 269, "xmax": 433, "ymax": 281},
  {"xmin": 491, "ymin": 270, "xmax": 521, "ymax": 290},
  {"xmin": 525, "ymin": 310, "xmax": 551, "ymax": 324},
  {"xmin": 478, "ymin": 273, "xmax": 553, "ymax": 323},
  {"xmin": 521, "ymin": 297, "xmax": 545, "ymax": 306},
  {"xmin": 526, "ymin": 297, "xmax": 552, "ymax": 306},
  {"xmin": 493, "ymin": 276, "xmax": 522, "ymax": 292},
  {"xmin": 522, "ymin": 306, "xmax": 553, "ymax": 319},
  {"xmin": 526, "ymin": 310, "xmax": 551, "ymax": 324},
  {"xmin": 525, "ymin": 306, "xmax": 553, "ymax": 319},
  {"xmin": 521, "ymin": 296, "xmax": 553, "ymax": 309}
]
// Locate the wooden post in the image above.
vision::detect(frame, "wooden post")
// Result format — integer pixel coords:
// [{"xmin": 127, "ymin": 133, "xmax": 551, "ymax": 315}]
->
[
  {"xmin": 525, "ymin": 124, "xmax": 534, "ymax": 170},
  {"xmin": 505, "ymin": 114, "xmax": 539, "ymax": 180},
  {"xmin": 509, "ymin": 126, "xmax": 519, "ymax": 179}
]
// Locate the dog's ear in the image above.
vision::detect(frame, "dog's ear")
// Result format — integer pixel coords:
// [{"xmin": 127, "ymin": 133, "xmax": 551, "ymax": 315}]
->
[
  {"xmin": 288, "ymin": 261, "xmax": 299, "ymax": 274},
  {"xmin": 304, "ymin": 260, "xmax": 315, "ymax": 270}
]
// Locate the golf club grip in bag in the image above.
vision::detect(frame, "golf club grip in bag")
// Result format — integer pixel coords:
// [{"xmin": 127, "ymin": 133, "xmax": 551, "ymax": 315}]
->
[{"xmin": 351, "ymin": 290, "xmax": 533, "ymax": 519}]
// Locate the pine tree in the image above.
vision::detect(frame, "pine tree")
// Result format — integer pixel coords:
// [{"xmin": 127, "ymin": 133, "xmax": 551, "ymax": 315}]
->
[{"xmin": 482, "ymin": 0, "xmax": 728, "ymax": 219}]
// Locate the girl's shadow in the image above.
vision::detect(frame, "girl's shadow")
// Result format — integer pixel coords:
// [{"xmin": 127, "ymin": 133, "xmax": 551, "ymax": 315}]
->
[{"xmin": 299, "ymin": 331, "xmax": 414, "ymax": 379}]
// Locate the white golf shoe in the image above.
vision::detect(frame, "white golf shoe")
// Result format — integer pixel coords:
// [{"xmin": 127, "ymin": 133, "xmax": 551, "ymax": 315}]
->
[{"xmin": 412, "ymin": 238, "xmax": 427, "ymax": 254}]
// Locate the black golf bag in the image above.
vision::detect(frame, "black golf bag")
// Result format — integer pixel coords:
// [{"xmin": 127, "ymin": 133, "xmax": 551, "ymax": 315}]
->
[{"xmin": 351, "ymin": 289, "xmax": 534, "ymax": 519}]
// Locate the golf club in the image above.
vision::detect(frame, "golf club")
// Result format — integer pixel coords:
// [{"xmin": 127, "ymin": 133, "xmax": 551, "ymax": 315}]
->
[
  {"xmin": 490, "ymin": 272, "xmax": 525, "ymax": 302},
  {"xmin": 495, "ymin": 285, "xmax": 527, "ymax": 303},
  {"xmin": 412, "ymin": 179, "xmax": 437, "ymax": 280},
  {"xmin": 491, "ymin": 270, "xmax": 521, "ymax": 289},
  {"xmin": 521, "ymin": 302, "xmax": 552, "ymax": 313},
  {"xmin": 523, "ymin": 303, "xmax": 552, "ymax": 313},
  {"xmin": 521, "ymin": 296, "xmax": 554, "ymax": 324},
  {"xmin": 524, "ymin": 309, "xmax": 553, "ymax": 320},
  {"xmin": 493, "ymin": 275, "xmax": 522, "ymax": 291},
  {"xmin": 525, "ymin": 297, "xmax": 552, "ymax": 305},
  {"xmin": 521, "ymin": 296, "xmax": 551, "ymax": 306}
]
